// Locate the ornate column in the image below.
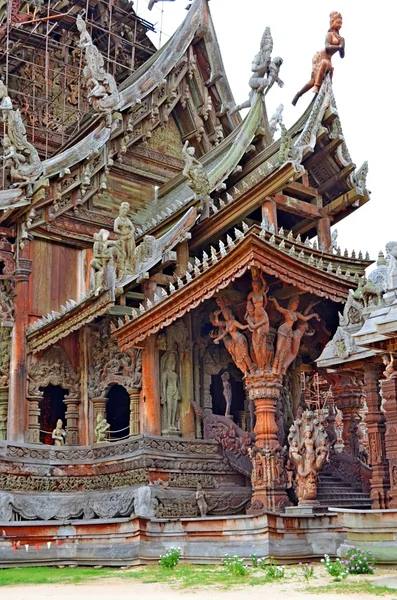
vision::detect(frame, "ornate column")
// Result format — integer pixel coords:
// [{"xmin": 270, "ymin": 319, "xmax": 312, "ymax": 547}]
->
[
  {"xmin": 380, "ymin": 377, "xmax": 397, "ymax": 508},
  {"xmin": 64, "ymin": 397, "xmax": 79, "ymax": 445},
  {"xmin": 316, "ymin": 216, "xmax": 332, "ymax": 253},
  {"xmin": 27, "ymin": 394, "xmax": 42, "ymax": 444},
  {"xmin": 246, "ymin": 372, "xmax": 288, "ymax": 512},
  {"xmin": 8, "ymin": 249, "xmax": 32, "ymax": 442},
  {"xmin": 0, "ymin": 387, "xmax": 8, "ymax": 441},
  {"xmin": 364, "ymin": 363, "xmax": 389, "ymax": 509},
  {"xmin": 330, "ymin": 371, "xmax": 364, "ymax": 453},
  {"xmin": 128, "ymin": 388, "xmax": 140, "ymax": 436}
]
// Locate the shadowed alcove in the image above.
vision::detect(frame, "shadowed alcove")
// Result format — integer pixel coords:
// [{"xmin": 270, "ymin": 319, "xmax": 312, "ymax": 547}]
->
[
  {"xmin": 39, "ymin": 385, "xmax": 67, "ymax": 445},
  {"xmin": 106, "ymin": 384, "xmax": 130, "ymax": 440}
]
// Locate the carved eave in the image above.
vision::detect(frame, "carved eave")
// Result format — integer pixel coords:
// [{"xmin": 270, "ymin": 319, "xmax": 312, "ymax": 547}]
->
[
  {"xmin": 26, "ymin": 288, "xmax": 115, "ymax": 354},
  {"xmin": 113, "ymin": 229, "xmax": 354, "ymax": 351}
]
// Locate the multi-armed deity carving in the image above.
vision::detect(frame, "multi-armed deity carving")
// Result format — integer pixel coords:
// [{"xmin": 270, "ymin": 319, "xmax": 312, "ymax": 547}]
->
[
  {"xmin": 232, "ymin": 27, "xmax": 284, "ymax": 113},
  {"xmin": 292, "ymin": 11, "xmax": 344, "ymax": 105},
  {"xmin": 0, "ymin": 79, "xmax": 42, "ymax": 185},
  {"xmin": 288, "ymin": 410, "xmax": 329, "ymax": 504},
  {"xmin": 76, "ymin": 14, "xmax": 120, "ymax": 116}
]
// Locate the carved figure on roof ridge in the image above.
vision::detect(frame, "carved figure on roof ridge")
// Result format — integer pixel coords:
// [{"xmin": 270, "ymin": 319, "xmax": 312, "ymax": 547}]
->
[
  {"xmin": 182, "ymin": 141, "xmax": 210, "ymax": 217},
  {"xmin": 292, "ymin": 12, "xmax": 344, "ymax": 106}
]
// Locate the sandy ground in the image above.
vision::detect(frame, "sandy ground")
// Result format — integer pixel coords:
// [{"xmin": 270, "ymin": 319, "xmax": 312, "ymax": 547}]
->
[{"xmin": 4, "ymin": 577, "xmax": 397, "ymax": 600}]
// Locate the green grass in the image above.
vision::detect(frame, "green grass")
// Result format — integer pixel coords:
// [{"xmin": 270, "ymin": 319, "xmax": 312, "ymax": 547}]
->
[
  {"xmin": 0, "ymin": 566, "xmax": 116, "ymax": 587},
  {"xmin": 307, "ymin": 580, "xmax": 397, "ymax": 596}
]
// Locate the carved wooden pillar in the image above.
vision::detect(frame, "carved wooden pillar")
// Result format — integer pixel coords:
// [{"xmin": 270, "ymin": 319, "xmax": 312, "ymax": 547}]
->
[
  {"xmin": 380, "ymin": 377, "xmax": 397, "ymax": 508},
  {"xmin": 0, "ymin": 387, "xmax": 8, "ymax": 441},
  {"xmin": 245, "ymin": 372, "xmax": 288, "ymax": 512},
  {"xmin": 174, "ymin": 240, "xmax": 189, "ymax": 277},
  {"xmin": 8, "ymin": 249, "xmax": 32, "ymax": 442},
  {"xmin": 64, "ymin": 397, "xmax": 79, "ymax": 445},
  {"xmin": 316, "ymin": 216, "xmax": 332, "ymax": 253},
  {"xmin": 330, "ymin": 371, "xmax": 364, "ymax": 452},
  {"xmin": 141, "ymin": 333, "xmax": 161, "ymax": 435},
  {"xmin": 27, "ymin": 394, "xmax": 42, "ymax": 444},
  {"xmin": 128, "ymin": 388, "xmax": 140, "ymax": 436},
  {"xmin": 364, "ymin": 363, "xmax": 389, "ymax": 509},
  {"xmin": 262, "ymin": 197, "xmax": 278, "ymax": 229}
]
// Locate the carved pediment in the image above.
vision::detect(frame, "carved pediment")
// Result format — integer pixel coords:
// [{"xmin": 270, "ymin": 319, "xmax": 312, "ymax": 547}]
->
[{"xmin": 28, "ymin": 346, "xmax": 79, "ymax": 397}]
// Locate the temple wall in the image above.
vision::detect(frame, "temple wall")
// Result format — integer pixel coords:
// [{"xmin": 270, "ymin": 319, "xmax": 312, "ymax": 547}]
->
[{"xmin": 1, "ymin": 510, "xmax": 397, "ymax": 567}]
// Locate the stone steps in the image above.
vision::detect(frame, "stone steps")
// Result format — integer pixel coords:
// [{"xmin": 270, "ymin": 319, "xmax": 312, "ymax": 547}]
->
[{"xmin": 317, "ymin": 472, "xmax": 372, "ymax": 510}]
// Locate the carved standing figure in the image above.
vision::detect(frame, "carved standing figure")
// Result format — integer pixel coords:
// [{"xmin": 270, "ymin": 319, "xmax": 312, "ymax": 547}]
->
[
  {"xmin": 221, "ymin": 372, "xmax": 233, "ymax": 417},
  {"xmin": 281, "ymin": 300, "xmax": 320, "ymax": 375},
  {"xmin": 292, "ymin": 12, "xmax": 344, "ymax": 105},
  {"xmin": 52, "ymin": 419, "xmax": 66, "ymax": 446},
  {"xmin": 182, "ymin": 141, "xmax": 210, "ymax": 217},
  {"xmin": 195, "ymin": 483, "xmax": 208, "ymax": 517},
  {"xmin": 246, "ymin": 270, "xmax": 270, "ymax": 371},
  {"xmin": 95, "ymin": 413, "xmax": 110, "ymax": 444},
  {"xmin": 270, "ymin": 296, "xmax": 319, "ymax": 375},
  {"xmin": 90, "ymin": 229, "xmax": 113, "ymax": 292},
  {"xmin": 114, "ymin": 202, "xmax": 136, "ymax": 277},
  {"xmin": 213, "ymin": 307, "xmax": 255, "ymax": 376},
  {"xmin": 161, "ymin": 351, "xmax": 181, "ymax": 432},
  {"xmin": 382, "ymin": 353, "xmax": 397, "ymax": 380}
]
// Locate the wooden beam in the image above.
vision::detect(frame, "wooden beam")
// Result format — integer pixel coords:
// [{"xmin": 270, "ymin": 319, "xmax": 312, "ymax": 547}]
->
[
  {"xmin": 274, "ymin": 193, "xmax": 322, "ymax": 219},
  {"xmin": 323, "ymin": 188, "xmax": 367, "ymax": 217},
  {"xmin": 303, "ymin": 137, "xmax": 343, "ymax": 170},
  {"xmin": 125, "ymin": 292, "xmax": 145, "ymax": 300},
  {"xmin": 317, "ymin": 164, "xmax": 355, "ymax": 195},
  {"xmin": 282, "ymin": 180, "xmax": 319, "ymax": 200}
]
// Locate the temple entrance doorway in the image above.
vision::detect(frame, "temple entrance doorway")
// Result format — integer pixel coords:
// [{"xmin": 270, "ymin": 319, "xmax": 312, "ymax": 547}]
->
[
  {"xmin": 106, "ymin": 384, "xmax": 130, "ymax": 440},
  {"xmin": 39, "ymin": 385, "xmax": 67, "ymax": 445},
  {"xmin": 210, "ymin": 370, "xmax": 245, "ymax": 428}
]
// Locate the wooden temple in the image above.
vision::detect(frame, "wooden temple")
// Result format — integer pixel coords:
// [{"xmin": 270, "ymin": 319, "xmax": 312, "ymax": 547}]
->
[{"xmin": 1, "ymin": 0, "xmax": 394, "ymax": 546}]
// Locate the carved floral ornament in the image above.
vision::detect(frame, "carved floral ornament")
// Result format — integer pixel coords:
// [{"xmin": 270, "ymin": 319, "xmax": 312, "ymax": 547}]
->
[{"xmin": 28, "ymin": 345, "xmax": 80, "ymax": 397}]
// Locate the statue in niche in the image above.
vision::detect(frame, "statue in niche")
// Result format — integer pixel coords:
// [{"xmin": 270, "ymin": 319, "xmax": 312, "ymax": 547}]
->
[
  {"xmin": 382, "ymin": 353, "xmax": 397, "ymax": 380},
  {"xmin": 213, "ymin": 306, "xmax": 255, "ymax": 377},
  {"xmin": 270, "ymin": 296, "xmax": 320, "ymax": 375},
  {"xmin": 288, "ymin": 410, "xmax": 329, "ymax": 504},
  {"xmin": 221, "ymin": 372, "xmax": 232, "ymax": 418},
  {"xmin": 245, "ymin": 269, "xmax": 270, "ymax": 371},
  {"xmin": 52, "ymin": 419, "xmax": 66, "ymax": 446},
  {"xmin": 114, "ymin": 202, "xmax": 136, "ymax": 278},
  {"xmin": 281, "ymin": 300, "xmax": 319, "ymax": 375},
  {"xmin": 95, "ymin": 413, "xmax": 110, "ymax": 444},
  {"xmin": 195, "ymin": 483, "xmax": 208, "ymax": 517},
  {"xmin": 292, "ymin": 11, "xmax": 344, "ymax": 105},
  {"xmin": 161, "ymin": 350, "xmax": 181, "ymax": 433}
]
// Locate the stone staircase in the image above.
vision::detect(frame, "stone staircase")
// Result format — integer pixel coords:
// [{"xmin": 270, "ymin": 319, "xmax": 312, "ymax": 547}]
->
[{"xmin": 317, "ymin": 471, "xmax": 372, "ymax": 510}]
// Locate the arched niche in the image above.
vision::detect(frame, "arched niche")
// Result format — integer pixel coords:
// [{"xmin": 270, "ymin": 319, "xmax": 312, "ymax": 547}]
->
[
  {"xmin": 39, "ymin": 385, "xmax": 67, "ymax": 445},
  {"xmin": 105, "ymin": 384, "xmax": 131, "ymax": 440}
]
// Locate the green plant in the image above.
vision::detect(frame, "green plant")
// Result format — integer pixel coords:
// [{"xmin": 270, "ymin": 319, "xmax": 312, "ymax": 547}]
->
[
  {"xmin": 250, "ymin": 553, "xmax": 259, "ymax": 568},
  {"xmin": 256, "ymin": 556, "xmax": 285, "ymax": 580},
  {"xmin": 222, "ymin": 554, "xmax": 248, "ymax": 576},
  {"xmin": 299, "ymin": 561, "xmax": 315, "ymax": 582},
  {"xmin": 321, "ymin": 554, "xmax": 348, "ymax": 581},
  {"xmin": 158, "ymin": 547, "xmax": 181, "ymax": 569},
  {"xmin": 344, "ymin": 546, "xmax": 375, "ymax": 575}
]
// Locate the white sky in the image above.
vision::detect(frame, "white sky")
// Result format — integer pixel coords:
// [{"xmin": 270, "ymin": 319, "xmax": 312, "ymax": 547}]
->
[{"xmin": 134, "ymin": 0, "xmax": 395, "ymax": 262}]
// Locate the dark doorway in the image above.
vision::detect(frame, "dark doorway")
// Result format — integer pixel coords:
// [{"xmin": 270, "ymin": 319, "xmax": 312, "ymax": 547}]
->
[
  {"xmin": 39, "ymin": 385, "xmax": 67, "ymax": 445},
  {"xmin": 106, "ymin": 384, "xmax": 130, "ymax": 440},
  {"xmin": 210, "ymin": 371, "xmax": 245, "ymax": 424}
]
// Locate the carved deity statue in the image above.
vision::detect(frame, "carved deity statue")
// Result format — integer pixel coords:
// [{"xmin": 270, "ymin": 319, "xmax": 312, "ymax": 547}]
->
[
  {"xmin": 382, "ymin": 353, "xmax": 397, "ymax": 380},
  {"xmin": 245, "ymin": 269, "xmax": 270, "ymax": 371},
  {"xmin": 161, "ymin": 350, "xmax": 181, "ymax": 433},
  {"xmin": 288, "ymin": 410, "xmax": 329, "ymax": 504},
  {"xmin": 76, "ymin": 15, "xmax": 120, "ymax": 115},
  {"xmin": 292, "ymin": 12, "xmax": 344, "ymax": 105},
  {"xmin": 114, "ymin": 202, "xmax": 136, "ymax": 278},
  {"xmin": 385, "ymin": 241, "xmax": 397, "ymax": 291},
  {"xmin": 182, "ymin": 141, "xmax": 210, "ymax": 215},
  {"xmin": 95, "ymin": 413, "xmax": 110, "ymax": 444},
  {"xmin": 221, "ymin": 372, "xmax": 232, "ymax": 417},
  {"xmin": 0, "ymin": 79, "xmax": 12, "ymax": 121},
  {"xmin": 90, "ymin": 228, "xmax": 114, "ymax": 293},
  {"xmin": 213, "ymin": 306, "xmax": 255, "ymax": 377},
  {"xmin": 231, "ymin": 27, "xmax": 284, "ymax": 113},
  {"xmin": 195, "ymin": 483, "xmax": 208, "ymax": 517},
  {"xmin": 281, "ymin": 300, "xmax": 319, "ymax": 375},
  {"xmin": 52, "ymin": 419, "xmax": 66, "ymax": 446}
]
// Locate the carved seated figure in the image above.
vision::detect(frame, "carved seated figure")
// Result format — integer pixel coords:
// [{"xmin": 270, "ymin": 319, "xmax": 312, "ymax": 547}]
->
[
  {"xmin": 95, "ymin": 413, "xmax": 110, "ymax": 444},
  {"xmin": 52, "ymin": 419, "xmax": 66, "ymax": 446}
]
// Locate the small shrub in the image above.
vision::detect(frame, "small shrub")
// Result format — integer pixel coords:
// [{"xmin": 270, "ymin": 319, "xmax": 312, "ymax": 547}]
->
[
  {"xmin": 299, "ymin": 562, "xmax": 315, "ymax": 582},
  {"xmin": 159, "ymin": 547, "xmax": 181, "ymax": 569},
  {"xmin": 222, "ymin": 554, "xmax": 248, "ymax": 577},
  {"xmin": 344, "ymin": 546, "xmax": 375, "ymax": 575},
  {"xmin": 321, "ymin": 554, "xmax": 348, "ymax": 581},
  {"xmin": 250, "ymin": 553, "xmax": 259, "ymax": 568},
  {"xmin": 257, "ymin": 556, "xmax": 285, "ymax": 580}
]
